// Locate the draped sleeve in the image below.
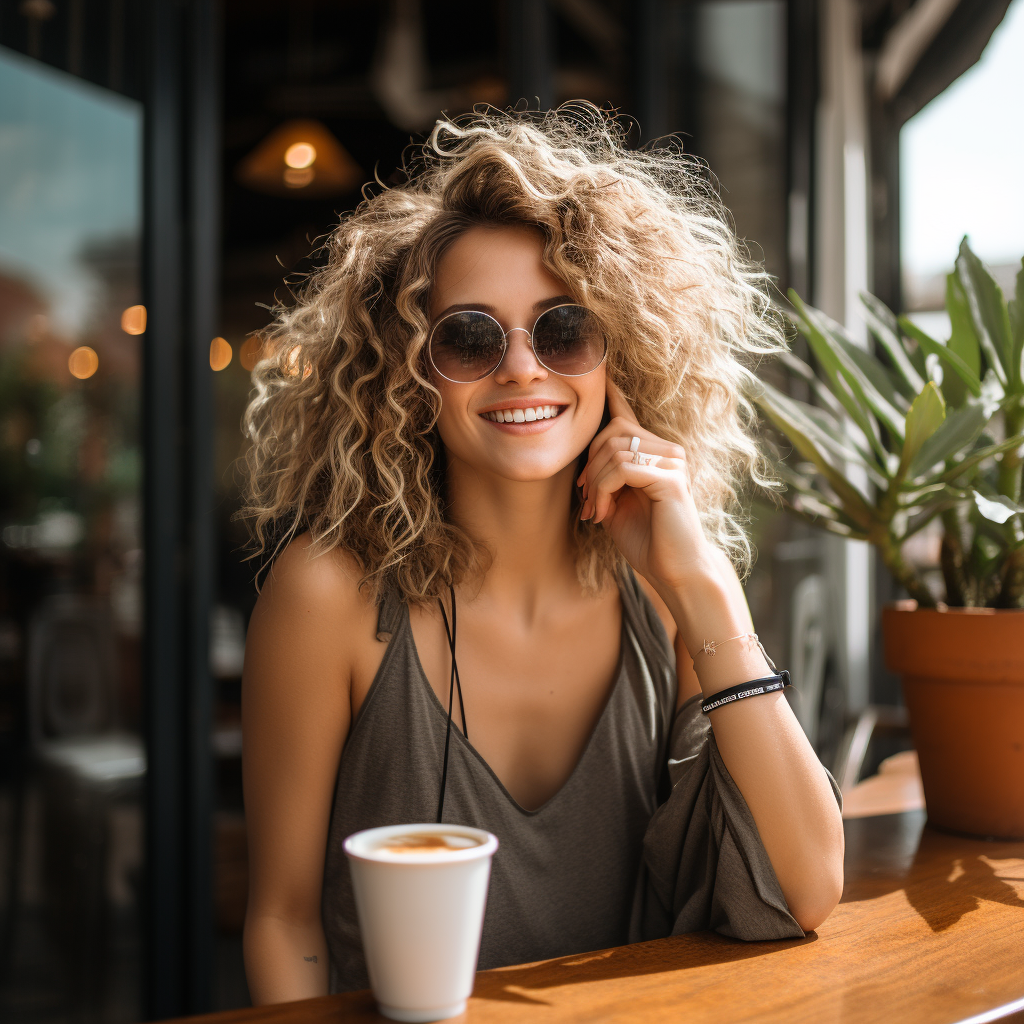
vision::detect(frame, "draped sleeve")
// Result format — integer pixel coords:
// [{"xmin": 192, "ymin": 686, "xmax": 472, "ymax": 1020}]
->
[{"xmin": 630, "ymin": 694, "xmax": 843, "ymax": 943}]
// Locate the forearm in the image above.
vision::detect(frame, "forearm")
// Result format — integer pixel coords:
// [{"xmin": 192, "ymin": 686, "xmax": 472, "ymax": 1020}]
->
[
  {"xmin": 661, "ymin": 569, "xmax": 845, "ymax": 931},
  {"xmin": 243, "ymin": 912, "xmax": 331, "ymax": 1005}
]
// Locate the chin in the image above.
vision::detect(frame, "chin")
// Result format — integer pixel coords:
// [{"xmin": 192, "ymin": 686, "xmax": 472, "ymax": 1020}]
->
[{"xmin": 487, "ymin": 453, "xmax": 578, "ymax": 482}]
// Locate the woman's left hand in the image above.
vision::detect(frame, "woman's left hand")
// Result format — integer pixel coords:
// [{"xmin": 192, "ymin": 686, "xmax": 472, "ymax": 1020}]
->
[{"xmin": 577, "ymin": 380, "xmax": 714, "ymax": 593}]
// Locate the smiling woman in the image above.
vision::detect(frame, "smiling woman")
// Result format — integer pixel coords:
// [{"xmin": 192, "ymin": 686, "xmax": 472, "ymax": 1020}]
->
[{"xmin": 237, "ymin": 103, "xmax": 844, "ymax": 1006}]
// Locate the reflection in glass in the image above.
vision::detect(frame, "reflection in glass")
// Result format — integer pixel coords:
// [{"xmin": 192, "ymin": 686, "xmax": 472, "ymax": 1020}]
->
[{"xmin": 0, "ymin": 47, "xmax": 143, "ymax": 1023}]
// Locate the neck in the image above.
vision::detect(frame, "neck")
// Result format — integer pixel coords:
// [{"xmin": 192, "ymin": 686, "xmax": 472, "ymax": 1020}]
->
[{"xmin": 444, "ymin": 457, "xmax": 583, "ymax": 619}]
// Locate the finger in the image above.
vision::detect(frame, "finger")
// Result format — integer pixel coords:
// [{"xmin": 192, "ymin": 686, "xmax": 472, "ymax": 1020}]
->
[
  {"xmin": 581, "ymin": 435, "xmax": 682, "ymax": 499},
  {"xmin": 589, "ymin": 451, "xmax": 674, "ymax": 523}
]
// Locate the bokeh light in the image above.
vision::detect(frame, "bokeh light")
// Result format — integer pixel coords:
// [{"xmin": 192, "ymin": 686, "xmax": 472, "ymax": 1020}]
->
[
  {"xmin": 284, "ymin": 142, "xmax": 316, "ymax": 169},
  {"xmin": 283, "ymin": 167, "xmax": 315, "ymax": 188},
  {"xmin": 69, "ymin": 346, "xmax": 99, "ymax": 379},
  {"xmin": 239, "ymin": 335, "xmax": 264, "ymax": 371},
  {"xmin": 121, "ymin": 304, "xmax": 147, "ymax": 335},
  {"xmin": 209, "ymin": 336, "xmax": 232, "ymax": 371}
]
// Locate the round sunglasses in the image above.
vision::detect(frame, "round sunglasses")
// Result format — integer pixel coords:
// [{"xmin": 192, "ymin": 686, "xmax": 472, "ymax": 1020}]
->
[{"xmin": 427, "ymin": 303, "xmax": 607, "ymax": 383}]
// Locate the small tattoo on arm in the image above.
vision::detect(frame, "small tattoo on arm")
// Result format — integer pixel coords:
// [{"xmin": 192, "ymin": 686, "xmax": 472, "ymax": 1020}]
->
[{"xmin": 303, "ymin": 955, "xmax": 318, "ymax": 963}]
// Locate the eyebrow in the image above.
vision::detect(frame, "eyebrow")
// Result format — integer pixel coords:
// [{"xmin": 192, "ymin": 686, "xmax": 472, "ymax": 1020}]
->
[{"xmin": 432, "ymin": 295, "xmax": 575, "ymax": 323}]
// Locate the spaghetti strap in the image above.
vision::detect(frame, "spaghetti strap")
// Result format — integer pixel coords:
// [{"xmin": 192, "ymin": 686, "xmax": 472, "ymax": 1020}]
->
[
  {"xmin": 375, "ymin": 583, "xmax": 405, "ymax": 642},
  {"xmin": 618, "ymin": 565, "xmax": 674, "ymax": 664}
]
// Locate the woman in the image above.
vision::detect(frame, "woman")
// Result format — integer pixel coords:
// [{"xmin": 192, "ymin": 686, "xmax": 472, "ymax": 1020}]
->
[{"xmin": 240, "ymin": 104, "xmax": 844, "ymax": 1004}]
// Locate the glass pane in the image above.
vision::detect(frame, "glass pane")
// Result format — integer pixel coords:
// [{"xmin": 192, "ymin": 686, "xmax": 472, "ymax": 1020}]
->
[
  {"xmin": 0, "ymin": 46, "xmax": 143, "ymax": 1024},
  {"xmin": 901, "ymin": 0, "xmax": 1024, "ymax": 331},
  {"xmin": 693, "ymin": 0, "xmax": 788, "ymax": 283}
]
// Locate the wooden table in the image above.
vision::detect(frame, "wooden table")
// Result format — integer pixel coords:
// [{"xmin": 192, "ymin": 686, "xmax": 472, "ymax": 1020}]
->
[{"xmin": 178, "ymin": 780, "xmax": 1024, "ymax": 1024}]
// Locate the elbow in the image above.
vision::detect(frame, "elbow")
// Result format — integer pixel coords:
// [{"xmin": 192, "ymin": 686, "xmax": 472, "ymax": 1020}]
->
[{"xmin": 787, "ymin": 861, "xmax": 845, "ymax": 933}]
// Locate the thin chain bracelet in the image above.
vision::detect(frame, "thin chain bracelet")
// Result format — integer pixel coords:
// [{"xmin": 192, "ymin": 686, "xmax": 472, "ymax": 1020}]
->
[{"xmin": 699, "ymin": 632, "xmax": 777, "ymax": 672}]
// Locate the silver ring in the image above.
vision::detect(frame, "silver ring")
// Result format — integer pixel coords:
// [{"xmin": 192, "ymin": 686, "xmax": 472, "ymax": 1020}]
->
[
  {"xmin": 629, "ymin": 436, "xmax": 641, "ymax": 464},
  {"xmin": 637, "ymin": 453, "xmax": 652, "ymax": 466}
]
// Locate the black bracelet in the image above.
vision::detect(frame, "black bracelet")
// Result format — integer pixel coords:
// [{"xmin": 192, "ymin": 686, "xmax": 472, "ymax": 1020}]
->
[{"xmin": 700, "ymin": 670, "xmax": 792, "ymax": 715}]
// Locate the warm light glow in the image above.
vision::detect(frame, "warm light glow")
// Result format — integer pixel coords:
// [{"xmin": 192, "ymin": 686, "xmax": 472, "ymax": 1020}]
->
[
  {"xmin": 69, "ymin": 346, "xmax": 99, "ymax": 379},
  {"xmin": 284, "ymin": 167, "xmax": 315, "ymax": 189},
  {"xmin": 121, "ymin": 304, "xmax": 147, "ymax": 335},
  {"xmin": 240, "ymin": 336, "xmax": 264, "ymax": 371},
  {"xmin": 284, "ymin": 142, "xmax": 316, "ymax": 169},
  {"xmin": 236, "ymin": 120, "xmax": 362, "ymax": 198},
  {"xmin": 209, "ymin": 336, "xmax": 232, "ymax": 371},
  {"xmin": 284, "ymin": 345, "xmax": 302, "ymax": 377}
]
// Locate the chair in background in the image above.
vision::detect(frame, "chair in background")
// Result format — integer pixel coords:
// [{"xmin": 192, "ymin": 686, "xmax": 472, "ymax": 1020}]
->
[
  {"xmin": 789, "ymin": 573, "xmax": 828, "ymax": 748},
  {"xmin": 22, "ymin": 594, "xmax": 145, "ymax": 1016},
  {"xmin": 787, "ymin": 568, "xmax": 912, "ymax": 791}
]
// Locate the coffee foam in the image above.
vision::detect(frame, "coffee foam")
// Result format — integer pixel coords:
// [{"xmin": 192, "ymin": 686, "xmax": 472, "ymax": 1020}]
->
[{"xmin": 372, "ymin": 832, "xmax": 484, "ymax": 858}]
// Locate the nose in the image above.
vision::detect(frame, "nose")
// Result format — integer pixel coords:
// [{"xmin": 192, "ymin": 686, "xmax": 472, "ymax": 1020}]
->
[{"xmin": 492, "ymin": 328, "xmax": 548, "ymax": 385}]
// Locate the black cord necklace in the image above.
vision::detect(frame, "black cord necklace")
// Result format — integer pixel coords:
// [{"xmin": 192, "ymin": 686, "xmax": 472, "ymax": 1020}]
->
[{"xmin": 435, "ymin": 584, "xmax": 467, "ymax": 823}]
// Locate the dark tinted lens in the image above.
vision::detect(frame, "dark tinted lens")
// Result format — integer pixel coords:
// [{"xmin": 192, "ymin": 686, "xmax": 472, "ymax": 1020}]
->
[
  {"xmin": 532, "ymin": 305, "xmax": 606, "ymax": 375},
  {"xmin": 429, "ymin": 311, "xmax": 506, "ymax": 382}
]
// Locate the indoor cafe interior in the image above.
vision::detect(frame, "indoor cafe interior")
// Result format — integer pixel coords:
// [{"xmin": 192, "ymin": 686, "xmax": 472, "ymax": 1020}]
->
[{"xmin": 0, "ymin": 1, "xmax": 1021, "ymax": 1022}]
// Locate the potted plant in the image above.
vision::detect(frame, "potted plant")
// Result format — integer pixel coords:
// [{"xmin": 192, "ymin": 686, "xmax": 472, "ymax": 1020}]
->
[{"xmin": 754, "ymin": 239, "xmax": 1024, "ymax": 839}]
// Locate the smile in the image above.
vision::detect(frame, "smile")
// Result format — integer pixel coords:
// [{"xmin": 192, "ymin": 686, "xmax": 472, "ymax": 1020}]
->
[{"xmin": 480, "ymin": 405, "xmax": 566, "ymax": 423}]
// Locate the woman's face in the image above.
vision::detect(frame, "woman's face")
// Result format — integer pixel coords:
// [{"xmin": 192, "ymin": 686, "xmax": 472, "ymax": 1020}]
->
[{"xmin": 427, "ymin": 224, "xmax": 607, "ymax": 483}]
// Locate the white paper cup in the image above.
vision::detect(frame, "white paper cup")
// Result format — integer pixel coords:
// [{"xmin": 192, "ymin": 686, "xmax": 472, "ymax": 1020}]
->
[{"xmin": 343, "ymin": 823, "xmax": 498, "ymax": 1023}]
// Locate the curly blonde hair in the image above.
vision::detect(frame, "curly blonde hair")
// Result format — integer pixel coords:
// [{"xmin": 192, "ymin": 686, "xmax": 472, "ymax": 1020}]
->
[{"xmin": 241, "ymin": 101, "xmax": 783, "ymax": 606}]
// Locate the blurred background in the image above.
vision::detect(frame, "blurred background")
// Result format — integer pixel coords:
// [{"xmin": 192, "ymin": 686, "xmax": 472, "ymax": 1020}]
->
[{"xmin": 0, "ymin": 0, "xmax": 1020, "ymax": 1020}]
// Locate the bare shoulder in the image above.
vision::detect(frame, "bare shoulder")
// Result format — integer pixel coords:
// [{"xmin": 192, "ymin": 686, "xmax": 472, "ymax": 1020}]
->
[
  {"xmin": 244, "ymin": 534, "xmax": 378, "ymax": 713},
  {"xmin": 257, "ymin": 532, "xmax": 367, "ymax": 616}
]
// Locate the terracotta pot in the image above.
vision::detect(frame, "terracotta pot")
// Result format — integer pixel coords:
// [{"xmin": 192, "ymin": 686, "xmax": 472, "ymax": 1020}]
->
[{"xmin": 882, "ymin": 603, "xmax": 1024, "ymax": 840}]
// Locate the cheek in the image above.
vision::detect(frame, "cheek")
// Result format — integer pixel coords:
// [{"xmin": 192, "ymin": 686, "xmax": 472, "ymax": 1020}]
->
[
  {"xmin": 432, "ymin": 380, "xmax": 473, "ymax": 447},
  {"xmin": 576, "ymin": 369, "xmax": 607, "ymax": 431}
]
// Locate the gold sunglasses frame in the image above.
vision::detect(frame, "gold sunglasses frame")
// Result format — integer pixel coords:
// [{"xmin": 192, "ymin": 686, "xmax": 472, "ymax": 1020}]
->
[{"xmin": 426, "ymin": 303, "xmax": 608, "ymax": 383}]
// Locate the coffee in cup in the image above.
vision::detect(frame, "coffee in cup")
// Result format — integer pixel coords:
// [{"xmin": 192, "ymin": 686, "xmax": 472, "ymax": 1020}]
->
[{"xmin": 344, "ymin": 823, "xmax": 498, "ymax": 1023}]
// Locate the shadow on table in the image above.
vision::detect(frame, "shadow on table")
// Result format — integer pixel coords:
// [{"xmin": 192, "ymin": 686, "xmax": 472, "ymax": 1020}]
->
[
  {"xmin": 473, "ymin": 931, "xmax": 816, "ymax": 1005},
  {"xmin": 841, "ymin": 811, "xmax": 1024, "ymax": 933}
]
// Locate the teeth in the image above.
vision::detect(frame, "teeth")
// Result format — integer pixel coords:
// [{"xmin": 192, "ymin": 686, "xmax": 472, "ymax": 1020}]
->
[{"xmin": 482, "ymin": 405, "xmax": 562, "ymax": 423}]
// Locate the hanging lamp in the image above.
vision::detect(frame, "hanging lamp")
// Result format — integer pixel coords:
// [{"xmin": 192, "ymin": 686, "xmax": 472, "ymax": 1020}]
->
[{"xmin": 236, "ymin": 119, "xmax": 363, "ymax": 198}]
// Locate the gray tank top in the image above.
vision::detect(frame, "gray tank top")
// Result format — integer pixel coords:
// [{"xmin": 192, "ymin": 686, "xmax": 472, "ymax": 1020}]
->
[{"xmin": 321, "ymin": 568, "xmax": 677, "ymax": 992}]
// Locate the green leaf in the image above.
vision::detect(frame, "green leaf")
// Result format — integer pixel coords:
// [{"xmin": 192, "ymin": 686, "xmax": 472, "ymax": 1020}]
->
[
  {"xmin": 908, "ymin": 387, "xmax": 1000, "ymax": 479},
  {"xmin": 835, "ymin": 332, "xmax": 910, "ymax": 414},
  {"xmin": 972, "ymin": 491, "xmax": 1024, "ymax": 524},
  {"xmin": 788, "ymin": 299, "xmax": 879, "ymax": 442},
  {"xmin": 773, "ymin": 463, "xmax": 873, "ymax": 533},
  {"xmin": 790, "ymin": 293, "xmax": 904, "ymax": 452},
  {"xmin": 860, "ymin": 292, "xmax": 925, "ymax": 398},
  {"xmin": 754, "ymin": 381, "xmax": 875, "ymax": 527},
  {"xmin": 946, "ymin": 274, "xmax": 982, "ymax": 376},
  {"xmin": 956, "ymin": 238, "xmax": 1013, "ymax": 386},
  {"xmin": 899, "ymin": 382, "xmax": 945, "ymax": 478},
  {"xmin": 899, "ymin": 317, "xmax": 983, "ymax": 397},
  {"xmin": 779, "ymin": 350, "xmax": 846, "ymax": 419},
  {"xmin": 797, "ymin": 404, "xmax": 890, "ymax": 486},
  {"xmin": 930, "ymin": 434, "xmax": 1024, "ymax": 486},
  {"xmin": 1009, "ymin": 258, "xmax": 1024, "ymax": 392},
  {"xmin": 779, "ymin": 350, "xmax": 887, "ymax": 472}
]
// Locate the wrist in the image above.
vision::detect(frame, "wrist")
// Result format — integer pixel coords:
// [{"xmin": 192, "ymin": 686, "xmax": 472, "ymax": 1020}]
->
[
  {"xmin": 658, "ymin": 565, "xmax": 733, "ymax": 634},
  {"xmin": 660, "ymin": 571, "xmax": 773, "ymax": 698}
]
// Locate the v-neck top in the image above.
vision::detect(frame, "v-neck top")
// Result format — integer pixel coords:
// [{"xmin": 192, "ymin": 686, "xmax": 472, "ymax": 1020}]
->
[
  {"xmin": 321, "ymin": 568, "xmax": 677, "ymax": 991},
  {"xmin": 320, "ymin": 567, "xmax": 839, "ymax": 992}
]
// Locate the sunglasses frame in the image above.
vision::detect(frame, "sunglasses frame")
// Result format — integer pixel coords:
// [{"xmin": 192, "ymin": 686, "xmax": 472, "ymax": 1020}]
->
[{"xmin": 426, "ymin": 302, "xmax": 608, "ymax": 384}]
